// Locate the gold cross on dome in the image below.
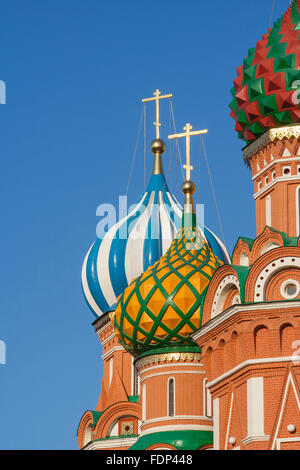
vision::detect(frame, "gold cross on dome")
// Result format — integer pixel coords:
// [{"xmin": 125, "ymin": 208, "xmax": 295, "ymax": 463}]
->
[
  {"xmin": 168, "ymin": 123, "xmax": 208, "ymax": 181},
  {"xmin": 142, "ymin": 89, "xmax": 173, "ymax": 139}
]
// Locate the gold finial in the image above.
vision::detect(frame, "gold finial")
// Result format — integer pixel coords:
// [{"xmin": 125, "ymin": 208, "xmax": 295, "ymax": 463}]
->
[
  {"xmin": 168, "ymin": 123, "xmax": 208, "ymax": 181},
  {"xmin": 142, "ymin": 89, "xmax": 173, "ymax": 139}
]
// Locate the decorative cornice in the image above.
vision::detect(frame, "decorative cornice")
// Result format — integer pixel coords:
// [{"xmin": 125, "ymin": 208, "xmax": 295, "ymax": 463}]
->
[
  {"xmin": 135, "ymin": 351, "xmax": 202, "ymax": 371},
  {"xmin": 192, "ymin": 299, "xmax": 300, "ymax": 341},
  {"xmin": 243, "ymin": 125, "xmax": 300, "ymax": 162},
  {"xmin": 92, "ymin": 312, "xmax": 111, "ymax": 333}
]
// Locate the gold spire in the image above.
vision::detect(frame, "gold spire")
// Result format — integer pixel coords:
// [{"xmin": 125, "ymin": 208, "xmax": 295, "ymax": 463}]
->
[
  {"xmin": 142, "ymin": 89, "xmax": 173, "ymax": 139},
  {"xmin": 168, "ymin": 123, "xmax": 208, "ymax": 181}
]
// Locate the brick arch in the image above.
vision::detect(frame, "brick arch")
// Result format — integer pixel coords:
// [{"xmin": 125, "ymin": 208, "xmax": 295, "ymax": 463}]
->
[
  {"xmin": 280, "ymin": 323, "xmax": 295, "ymax": 356},
  {"xmin": 94, "ymin": 401, "xmax": 141, "ymax": 439},
  {"xmin": 250, "ymin": 227, "xmax": 283, "ymax": 265},
  {"xmin": 265, "ymin": 268, "xmax": 300, "ymax": 301},
  {"xmin": 253, "ymin": 324, "xmax": 270, "ymax": 357},
  {"xmin": 147, "ymin": 443, "xmax": 177, "ymax": 450},
  {"xmin": 77, "ymin": 411, "xmax": 95, "ymax": 449},
  {"xmin": 232, "ymin": 239, "xmax": 251, "ymax": 266},
  {"xmin": 244, "ymin": 246, "xmax": 300, "ymax": 302},
  {"xmin": 202, "ymin": 265, "xmax": 240, "ymax": 325},
  {"xmin": 216, "ymin": 339, "xmax": 225, "ymax": 377}
]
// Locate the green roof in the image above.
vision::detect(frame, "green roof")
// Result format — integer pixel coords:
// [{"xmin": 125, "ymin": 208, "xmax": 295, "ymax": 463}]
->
[
  {"xmin": 233, "ymin": 265, "xmax": 250, "ymax": 303},
  {"xmin": 129, "ymin": 430, "xmax": 213, "ymax": 450},
  {"xmin": 76, "ymin": 410, "xmax": 103, "ymax": 436}
]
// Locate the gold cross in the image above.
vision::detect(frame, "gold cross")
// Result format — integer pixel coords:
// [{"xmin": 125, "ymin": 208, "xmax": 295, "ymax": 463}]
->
[
  {"xmin": 142, "ymin": 89, "xmax": 173, "ymax": 139},
  {"xmin": 168, "ymin": 123, "xmax": 208, "ymax": 181}
]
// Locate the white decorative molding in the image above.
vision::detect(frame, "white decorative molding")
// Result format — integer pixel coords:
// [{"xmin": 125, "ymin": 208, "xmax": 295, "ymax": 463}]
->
[
  {"xmin": 139, "ymin": 362, "xmax": 204, "ymax": 377},
  {"xmin": 139, "ymin": 424, "xmax": 213, "ymax": 438},
  {"xmin": 213, "ymin": 399, "xmax": 220, "ymax": 450},
  {"xmin": 242, "ymin": 435, "xmax": 270, "ymax": 446},
  {"xmin": 254, "ymin": 256, "xmax": 300, "ymax": 301},
  {"xmin": 192, "ymin": 300, "xmax": 300, "ymax": 341},
  {"xmin": 83, "ymin": 436, "xmax": 138, "ymax": 450},
  {"xmin": 211, "ymin": 274, "xmax": 240, "ymax": 318},
  {"xmin": 276, "ymin": 437, "xmax": 300, "ymax": 450},
  {"xmin": 207, "ymin": 357, "xmax": 300, "ymax": 389},
  {"xmin": 243, "ymin": 125, "xmax": 300, "ymax": 161},
  {"xmin": 225, "ymin": 392, "xmax": 234, "ymax": 450},
  {"xmin": 102, "ymin": 332, "xmax": 115, "ymax": 346},
  {"xmin": 254, "ymin": 175, "xmax": 300, "ymax": 199},
  {"xmin": 142, "ymin": 415, "xmax": 213, "ymax": 426},
  {"xmin": 247, "ymin": 377, "xmax": 265, "ymax": 438},
  {"xmin": 271, "ymin": 372, "xmax": 300, "ymax": 450},
  {"xmin": 102, "ymin": 345, "xmax": 124, "ymax": 360}
]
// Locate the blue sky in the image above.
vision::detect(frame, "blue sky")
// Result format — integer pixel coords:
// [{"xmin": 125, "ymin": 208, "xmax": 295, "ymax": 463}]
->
[{"xmin": 0, "ymin": 0, "xmax": 291, "ymax": 450}]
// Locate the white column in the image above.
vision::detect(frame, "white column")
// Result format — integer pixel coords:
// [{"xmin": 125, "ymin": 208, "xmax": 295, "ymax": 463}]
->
[
  {"xmin": 247, "ymin": 377, "xmax": 264, "ymax": 437},
  {"xmin": 213, "ymin": 398, "xmax": 219, "ymax": 450}
]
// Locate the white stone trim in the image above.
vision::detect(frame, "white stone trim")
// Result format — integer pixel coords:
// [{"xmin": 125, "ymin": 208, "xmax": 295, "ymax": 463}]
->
[
  {"xmin": 252, "ymin": 157, "xmax": 300, "ymax": 181},
  {"xmin": 271, "ymin": 372, "xmax": 300, "ymax": 450},
  {"xmin": 254, "ymin": 257, "xmax": 300, "ymax": 301},
  {"xmin": 142, "ymin": 415, "xmax": 212, "ymax": 426},
  {"xmin": 139, "ymin": 424, "xmax": 213, "ymax": 438},
  {"xmin": 213, "ymin": 399, "xmax": 219, "ymax": 450},
  {"xmin": 242, "ymin": 435, "xmax": 270, "ymax": 446},
  {"xmin": 247, "ymin": 377, "xmax": 265, "ymax": 438},
  {"xmin": 192, "ymin": 300, "xmax": 300, "ymax": 341},
  {"xmin": 225, "ymin": 392, "xmax": 234, "ymax": 450},
  {"xmin": 83, "ymin": 436, "xmax": 138, "ymax": 450},
  {"xmin": 265, "ymin": 194, "xmax": 271, "ymax": 227},
  {"xmin": 276, "ymin": 437, "xmax": 300, "ymax": 450},
  {"xmin": 280, "ymin": 279, "xmax": 300, "ymax": 299},
  {"xmin": 102, "ymin": 332, "xmax": 115, "ymax": 346},
  {"xmin": 140, "ymin": 370, "xmax": 205, "ymax": 384},
  {"xmin": 254, "ymin": 175, "xmax": 300, "ymax": 199},
  {"xmin": 102, "ymin": 346, "xmax": 124, "ymax": 360},
  {"xmin": 207, "ymin": 357, "xmax": 300, "ymax": 389},
  {"xmin": 211, "ymin": 274, "xmax": 240, "ymax": 318}
]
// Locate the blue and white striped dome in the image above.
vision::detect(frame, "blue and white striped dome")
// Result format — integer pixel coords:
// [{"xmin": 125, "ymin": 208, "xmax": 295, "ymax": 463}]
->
[{"xmin": 82, "ymin": 166, "xmax": 230, "ymax": 318}]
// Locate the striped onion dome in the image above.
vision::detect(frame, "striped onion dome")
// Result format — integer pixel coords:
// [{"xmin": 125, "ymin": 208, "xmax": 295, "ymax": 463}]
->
[{"xmin": 82, "ymin": 140, "xmax": 230, "ymax": 318}]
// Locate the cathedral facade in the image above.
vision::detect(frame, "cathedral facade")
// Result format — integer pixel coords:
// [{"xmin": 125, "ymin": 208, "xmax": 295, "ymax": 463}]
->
[{"xmin": 77, "ymin": 1, "xmax": 300, "ymax": 451}]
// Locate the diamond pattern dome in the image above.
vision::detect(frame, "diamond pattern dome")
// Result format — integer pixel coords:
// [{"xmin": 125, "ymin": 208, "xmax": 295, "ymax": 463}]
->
[
  {"xmin": 230, "ymin": 0, "xmax": 300, "ymax": 144},
  {"xmin": 111, "ymin": 225, "xmax": 223, "ymax": 355}
]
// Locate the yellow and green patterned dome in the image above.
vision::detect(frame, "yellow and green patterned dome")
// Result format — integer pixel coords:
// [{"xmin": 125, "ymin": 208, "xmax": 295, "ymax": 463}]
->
[{"xmin": 111, "ymin": 184, "xmax": 223, "ymax": 356}]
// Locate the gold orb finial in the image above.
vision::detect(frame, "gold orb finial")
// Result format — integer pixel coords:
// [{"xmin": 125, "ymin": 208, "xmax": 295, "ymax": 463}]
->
[
  {"xmin": 150, "ymin": 138, "xmax": 166, "ymax": 156},
  {"xmin": 182, "ymin": 180, "xmax": 195, "ymax": 195}
]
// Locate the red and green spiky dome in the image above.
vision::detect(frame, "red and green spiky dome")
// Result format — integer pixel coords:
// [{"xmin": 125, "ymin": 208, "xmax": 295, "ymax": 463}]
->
[{"xmin": 230, "ymin": 0, "xmax": 300, "ymax": 144}]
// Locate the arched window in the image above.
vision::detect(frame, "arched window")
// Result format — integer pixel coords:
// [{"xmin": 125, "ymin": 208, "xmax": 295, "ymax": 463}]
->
[
  {"xmin": 266, "ymin": 195, "xmax": 271, "ymax": 226},
  {"xmin": 168, "ymin": 378, "xmax": 175, "ymax": 417}
]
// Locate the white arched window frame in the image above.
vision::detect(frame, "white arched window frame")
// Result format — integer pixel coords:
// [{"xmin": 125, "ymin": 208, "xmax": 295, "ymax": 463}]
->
[
  {"xmin": 266, "ymin": 194, "xmax": 272, "ymax": 227},
  {"xmin": 167, "ymin": 377, "xmax": 175, "ymax": 417}
]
